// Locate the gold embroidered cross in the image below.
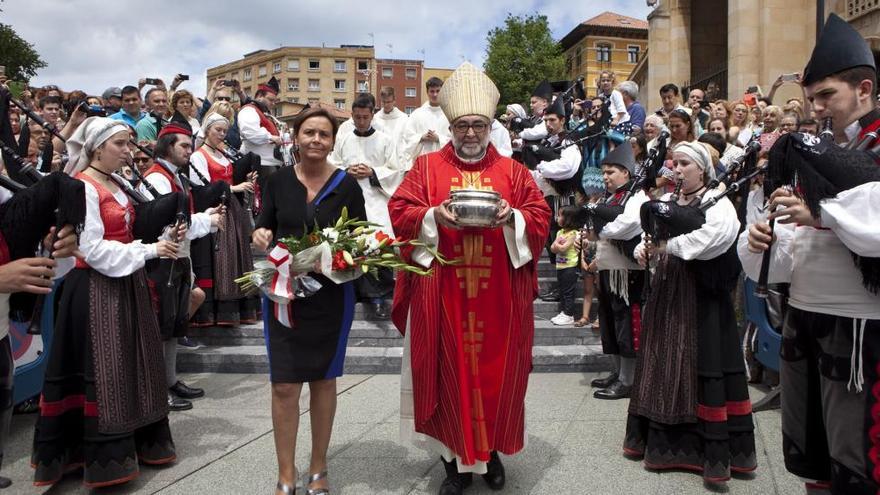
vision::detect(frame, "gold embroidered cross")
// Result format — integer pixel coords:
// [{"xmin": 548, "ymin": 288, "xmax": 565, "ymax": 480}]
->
[{"xmin": 454, "ymin": 234, "xmax": 493, "ymax": 299}]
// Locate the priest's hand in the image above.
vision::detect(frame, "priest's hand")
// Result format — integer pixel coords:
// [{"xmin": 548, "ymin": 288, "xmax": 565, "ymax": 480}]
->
[
  {"xmin": 434, "ymin": 199, "xmax": 460, "ymax": 229},
  {"xmin": 253, "ymin": 228, "xmax": 273, "ymax": 251},
  {"xmin": 0, "ymin": 258, "xmax": 56, "ymax": 295},
  {"xmin": 422, "ymin": 130, "xmax": 439, "ymax": 143},
  {"xmin": 491, "ymin": 199, "xmax": 513, "ymax": 228}
]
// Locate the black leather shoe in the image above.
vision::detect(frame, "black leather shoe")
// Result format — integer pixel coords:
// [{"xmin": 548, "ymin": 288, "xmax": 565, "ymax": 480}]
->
[
  {"xmin": 482, "ymin": 451, "xmax": 505, "ymax": 490},
  {"xmin": 373, "ymin": 302, "xmax": 390, "ymax": 320},
  {"xmin": 170, "ymin": 380, "xmax": 205, "ymax": 399},
  {"xmin": 590, "ymin": 373, "xmax": 619, "ymax": 389},
  {"xmin": 439, "ymin": 458, "xmax": 472, "ymax": 495},
  {"xmin": 167, "ymin": 393, "xmax": 193, "ymax": 411},
  {"xmin": 593, "ymin": 381, "xmax": 631, "ymax": 400}
]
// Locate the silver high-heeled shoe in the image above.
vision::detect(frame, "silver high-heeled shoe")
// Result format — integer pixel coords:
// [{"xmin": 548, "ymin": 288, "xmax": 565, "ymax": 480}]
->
[{"xmin": 304, "ymin": 470, "xmax": 329, "ymax": 495}]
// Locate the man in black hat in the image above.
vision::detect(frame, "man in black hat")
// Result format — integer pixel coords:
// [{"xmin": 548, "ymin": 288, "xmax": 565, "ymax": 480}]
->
[
  {"xmin": 740, "ymin": 13, "xmax": 880, "ymax": 495},
  {"xmin": 586, "ymin": 143, "xmax": 647, "ymax": 400},
  {"xmin": 530, "ymin": 97, "xmax": 581, "ymax": 286},
  {"xmin": 519, "ymin": 80, "xmax": 553, "ymax": 141}
]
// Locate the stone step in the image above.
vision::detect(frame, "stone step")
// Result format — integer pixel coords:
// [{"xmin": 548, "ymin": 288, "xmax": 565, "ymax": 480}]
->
[
  {"xmin": 177, "ymin": 344, "xmax": 611, "ymax": 374},
  {"xmin": 187, "ymin": 320, "xmax": 602, "ymax": 347}
]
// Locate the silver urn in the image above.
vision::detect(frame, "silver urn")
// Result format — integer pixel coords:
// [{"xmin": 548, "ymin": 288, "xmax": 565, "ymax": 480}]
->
[{"xmin": 448, "ymin": 189, "xmax": 502, "ymax": 227}]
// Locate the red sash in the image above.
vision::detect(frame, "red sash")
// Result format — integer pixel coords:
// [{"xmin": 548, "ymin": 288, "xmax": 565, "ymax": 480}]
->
[{"xmin": 243, "ymin": 103, "xmax": 279, "ymax": 136}]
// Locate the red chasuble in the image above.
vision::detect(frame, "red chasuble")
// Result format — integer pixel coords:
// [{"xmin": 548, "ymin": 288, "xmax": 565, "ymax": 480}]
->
[{"xmin": 389, "ymin": 142, "xmax": 550, "ymax": 466}]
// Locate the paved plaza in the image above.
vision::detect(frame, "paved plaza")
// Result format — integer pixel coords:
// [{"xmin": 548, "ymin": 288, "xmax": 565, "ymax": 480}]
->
[{"xmin": 3, "ymin": 373, "xmax": 799, "ymax": 494}]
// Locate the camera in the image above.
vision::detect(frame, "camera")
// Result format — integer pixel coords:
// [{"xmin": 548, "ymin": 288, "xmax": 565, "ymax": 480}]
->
[
  {"xmin": 223, "ymin": 80, "xmax": 237, "ymax": 87},
  {"xmin": 580, "ymin": 100, "xmax": 593, "ymax": 111},
  {"xmin": 144, "ymin": 78, "xmax": 161, "ymax": 85},
  {"xmin": 699, "ymin": 99, "xmax": 711, "ymax": 109},
  {"xmin": 77, "ymin": 100, "xmax": 107, "ymax": 117},
  {"xmin": 177, "ymin": 74, "xmax": 189, "ymax": 81},
  {"xmin": 781, "ymin": 73, "xmax": 798, "ymax": 83}
]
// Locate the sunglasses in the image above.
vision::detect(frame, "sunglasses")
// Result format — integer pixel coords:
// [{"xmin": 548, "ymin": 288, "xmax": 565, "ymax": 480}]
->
[
  {"xmin": 215, "ymin": 96, "xmax": 232, "ymax": 102},
  {"xmin": 133, "ymin": 157, "xmax": 151, "ymax": 164}
]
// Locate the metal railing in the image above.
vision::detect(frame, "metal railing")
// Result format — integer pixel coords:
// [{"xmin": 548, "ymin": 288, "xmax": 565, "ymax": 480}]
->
[{"xmin": 682, "ymin": 65, "xmax": 728, "ymax": 101}]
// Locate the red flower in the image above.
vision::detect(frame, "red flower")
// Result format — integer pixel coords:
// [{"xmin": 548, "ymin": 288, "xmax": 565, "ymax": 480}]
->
[
  {"xmin": 375, "ymin": 231, "xmax": 391, "ymax": 243},
  {"xmin": 331, "ymin": 251, "xmax": 348, "ymax": 271}
]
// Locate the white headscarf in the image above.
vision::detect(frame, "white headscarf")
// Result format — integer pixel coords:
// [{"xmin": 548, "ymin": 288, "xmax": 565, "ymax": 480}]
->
[
  {"xmin": 64, "ymin": 117, "xmax": 130, "ymax": 175},
  {"xmin": 506, "ymin": 103, "xmax": 528, "ymax": 120},
  {"xmin": 673, "ymin": 141, "xmax": 716, "ymax": 182},
  {"xmin": 198, "ymin": 112, "xmax": 229, "ymax": 137}
]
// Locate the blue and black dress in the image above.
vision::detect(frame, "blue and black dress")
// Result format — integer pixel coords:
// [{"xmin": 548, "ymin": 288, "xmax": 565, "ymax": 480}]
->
[{"xmin": 256, "ymin": 167, "xmax": 366, "ymax": 383}]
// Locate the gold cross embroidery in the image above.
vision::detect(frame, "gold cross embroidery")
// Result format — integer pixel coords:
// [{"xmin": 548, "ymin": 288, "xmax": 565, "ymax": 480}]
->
[
  {"xmin": 454, "ymin": 234, "xmax": 493, "ymax": 299},
  {"xmin": 450, "ymin": 171, "xmax": 493, "ymax": 191}
]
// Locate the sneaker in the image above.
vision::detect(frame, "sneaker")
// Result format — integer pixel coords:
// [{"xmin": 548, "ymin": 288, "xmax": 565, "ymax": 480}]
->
[
  {"xmin": 177, "ymin": 337, "xmax": 203, "ymax": 349},
  {"xmin": 550, "ymin": 312, "xmax": 575, "ymax": 326}
]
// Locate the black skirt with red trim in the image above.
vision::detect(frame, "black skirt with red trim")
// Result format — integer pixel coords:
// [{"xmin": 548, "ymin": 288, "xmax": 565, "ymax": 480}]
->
[
  {"xmin": 31, "ymin": 269, "xmax": 175, "ymax": 489},
  {"xmin": 624, "ymin": 286, "xmax": 757, "ymax": 483}
]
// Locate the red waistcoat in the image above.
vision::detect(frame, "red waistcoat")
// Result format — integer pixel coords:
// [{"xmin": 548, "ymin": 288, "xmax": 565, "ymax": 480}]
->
[
  {"xmin": 242, "ymin": 103, "xmax": 279, "ymax": 136},
  {"xmin": 75, "ymin": 172, "xmax": 135, "ymax": 268},
  {"xmin": 195, "ymin": 148, "xmax": 233, "ymax": 185}
]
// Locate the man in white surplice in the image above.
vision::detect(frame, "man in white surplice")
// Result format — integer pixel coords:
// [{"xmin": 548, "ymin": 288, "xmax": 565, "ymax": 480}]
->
[
  {"xmin": 398, "ymin": 77, "xmax": 450, "ymax": 168},
  {"xmin": 328, "ymin": 94, "xmax": 401, "ymax": 318}
]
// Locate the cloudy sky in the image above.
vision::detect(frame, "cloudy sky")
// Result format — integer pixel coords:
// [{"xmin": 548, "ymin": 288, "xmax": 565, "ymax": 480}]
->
[{"xmin": 3, "ymin": 0, "xmax": 651, "ymax": 97}]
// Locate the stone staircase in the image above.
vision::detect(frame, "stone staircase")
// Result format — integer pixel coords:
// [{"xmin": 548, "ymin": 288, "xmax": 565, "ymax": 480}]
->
[{"xmin": 178, "ymin": 257, "xmax": 611, "ymax": 374}]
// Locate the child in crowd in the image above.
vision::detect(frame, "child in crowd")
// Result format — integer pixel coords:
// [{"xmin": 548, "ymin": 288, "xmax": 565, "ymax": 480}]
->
[
  {"xmin": 575, "ymin": 229, "xmax": 599, "ymax": 329},
  {"xmin": 550, "ymin": 206, "xmax": 581, "ymax": 326}
]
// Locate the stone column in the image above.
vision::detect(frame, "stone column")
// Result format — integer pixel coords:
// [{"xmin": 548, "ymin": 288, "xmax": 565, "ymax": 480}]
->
[{"xmin": 646, "ymin": 0, "xmax": 692, "ymax": 110}]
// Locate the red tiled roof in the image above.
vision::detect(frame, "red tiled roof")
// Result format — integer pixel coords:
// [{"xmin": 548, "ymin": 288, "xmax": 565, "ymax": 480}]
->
[{"xmin": 582, "ymin": 11, "xmax": 648, "ymax": 30}]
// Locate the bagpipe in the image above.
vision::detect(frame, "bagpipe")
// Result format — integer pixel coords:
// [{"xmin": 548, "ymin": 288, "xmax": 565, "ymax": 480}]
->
[
  {"xmin": 755, "ymin": 117, "xmax": 880, "ymax": 296},
  {"xmin": 224, "ymin": 140, "xmax": 261, "ymax": 229}
]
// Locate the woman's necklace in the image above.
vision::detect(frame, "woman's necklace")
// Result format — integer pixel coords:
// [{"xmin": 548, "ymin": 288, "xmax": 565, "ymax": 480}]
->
[
  {"xmin": 680, "ymin": 184, "xmax": 706, "ymax": 202},
  {"xmin": 204, "ymin": 143, "xmax": 225, "ymax": 159}
]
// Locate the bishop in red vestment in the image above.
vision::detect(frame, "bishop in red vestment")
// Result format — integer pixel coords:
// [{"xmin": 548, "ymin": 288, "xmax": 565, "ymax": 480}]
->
[{"xmin": 388, "ymin": 62, "xmax": 550, "ymax": 495}]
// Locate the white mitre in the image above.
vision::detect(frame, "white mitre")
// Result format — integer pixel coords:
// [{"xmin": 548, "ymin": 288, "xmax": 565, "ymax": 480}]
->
[{"xmin": 438, "ymin": 62, "xmax": 500, "ymax": 122}]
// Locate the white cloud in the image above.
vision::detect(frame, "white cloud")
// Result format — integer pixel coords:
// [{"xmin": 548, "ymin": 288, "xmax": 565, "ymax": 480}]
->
[{"xmin": 3, "ymin": 0, "xmax": 649, "ymax": 98}]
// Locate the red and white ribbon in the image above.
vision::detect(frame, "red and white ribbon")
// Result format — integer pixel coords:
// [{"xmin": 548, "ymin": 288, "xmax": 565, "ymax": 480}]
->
[{"xmin": 267, "ymin": 243, "xmax": 295, "ymax": 328}]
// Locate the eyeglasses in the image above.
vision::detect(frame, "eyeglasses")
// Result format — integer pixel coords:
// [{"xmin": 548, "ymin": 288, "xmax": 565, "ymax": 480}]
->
[
  {"xmin": 215, "ymin": 96, "xmax": 232, "ymax": 102},
  {"xmin": 133, "ymin": 157, "xmax": 151, "ymax": 164},
  {"xmin": 452, "ymin": 121, "xmax": 489, "ymax": 134}
]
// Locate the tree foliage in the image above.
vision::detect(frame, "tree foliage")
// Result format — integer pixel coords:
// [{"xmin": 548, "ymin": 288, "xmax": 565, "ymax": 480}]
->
[
  {"xmin": 483, "ymin": 13, "xmax": 565, "ymax": 109},
  {"xmin": 0, "ymin": 23, "xmax": 47, "ymax": 81}
]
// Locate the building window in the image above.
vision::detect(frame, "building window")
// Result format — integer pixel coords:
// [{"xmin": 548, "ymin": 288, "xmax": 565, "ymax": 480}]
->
[
  {"xmin": 405, "ymin": 68, "xmax": 417, "ymax": 79},
  {"xmin": 334, "ymin": 60, "xmax": 346, "ymax": 72},
  {"xmin": 334, "ymin": 79, "xmax": 346, "ymax": 92},
  {"xmin": 287, "ymin": 59, "xmax": 300, "ymax": 71},
  {"xmin": 308, "ymin": 79, "xmax": 320, "ymax": 91},
  {"xmin": 287, "ymin": 78, "xmax": 299, "ymax": 91},
  {"xmin": 575, "ymin": 47, "xmax": 582, "ymax": 69},
  {"xmin": 258, "ymin": 66, "xmax": 267, "ymax": 77},
  {"xmin": 357, "ymin": 80, "xmax": 368, "ymax": 92},
  {"xmin": 334, "ymin": 99, "xmax": 346, "ymax": 110},
  {"xmin": 242, "ymin": 86, "xmax": 251, "ymax": 95},
  {"xmin": 405, "ymin": 106, "xmax": 416, "ymax": 115},
  {"xmin": 243, "ymin": 68, "xmax": 252, "ymax": 81},
  {"xmin": 565, "ymin": 56, "xmax": 573, "ymax": 74},
  {"xmin": 273, "ymin": 62, "xmax": 282, "ymax": 73},
  {"xmin": 596, "ymin": 44, "xmax": 612, "ymax": 63},
  {"xmin": 627, "ymin": 46, "xmax": 640, "ymax": 64},
  {"xmin": 308, "ymin": 97, "xmax": 320, "ymax": 106},
  {"xmin": 405, "ymin": 87, "xmax": 417, "ymax": 98},
  {"xmin": 287, "ymin": 97, "xmax": 299, "ymax": 103},
  {"xmin": 357, "ymin": 60, "xmax": 369, "ymax": 71},
  {"xmin": 309, "ymin": 59, "xmax": 320, "ymax": 71},
  {"xmin": 382, "ymin": 67, "xmax": 393, "ymax": 78}
]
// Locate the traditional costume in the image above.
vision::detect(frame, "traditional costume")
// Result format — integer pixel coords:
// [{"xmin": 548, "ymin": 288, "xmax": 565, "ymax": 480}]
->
[
  {"xmin": 399, "ymin": 100, "xmax": 450, "ymax": 168},
  {"xmin": 518, "ymin": 80, "xmax": 552, "ymax": 142},
  {"xmin": 328, "ymin": 121, "xmax": 401, "ymax": 310},
  {"xmin": 189, "ymin": 114, "xmax": 260, "ymax": 326},
  {"xmin": 626, "ymin": 141, "xmax": 757, "ymax": 483},
  {"xmin": 389, "ymin": 62, "xmax": 550, "ymax": 489},
  {"xmin": 239, "ymin": 77, "xmax": 282, "ymax": 173},
  {"xmin": 32, "ymin": 118, "xmax": 175, "ymax": 488},
  {"xmin": 142, "ymin": 124, "xmax": 216, "ymax": 405},
  {"xmin": 737, "ymin": 17, "xmax": 880, "ymax": 493},
  {"xmin": 587, "ymin": 144, "xmax": 648, "ymax": 400}
]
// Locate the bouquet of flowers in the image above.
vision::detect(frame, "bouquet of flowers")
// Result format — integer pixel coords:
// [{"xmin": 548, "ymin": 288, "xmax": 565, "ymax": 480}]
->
[{"xmin": 236, "ymin": 207, "xmax": 452, "ymax": 315}]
